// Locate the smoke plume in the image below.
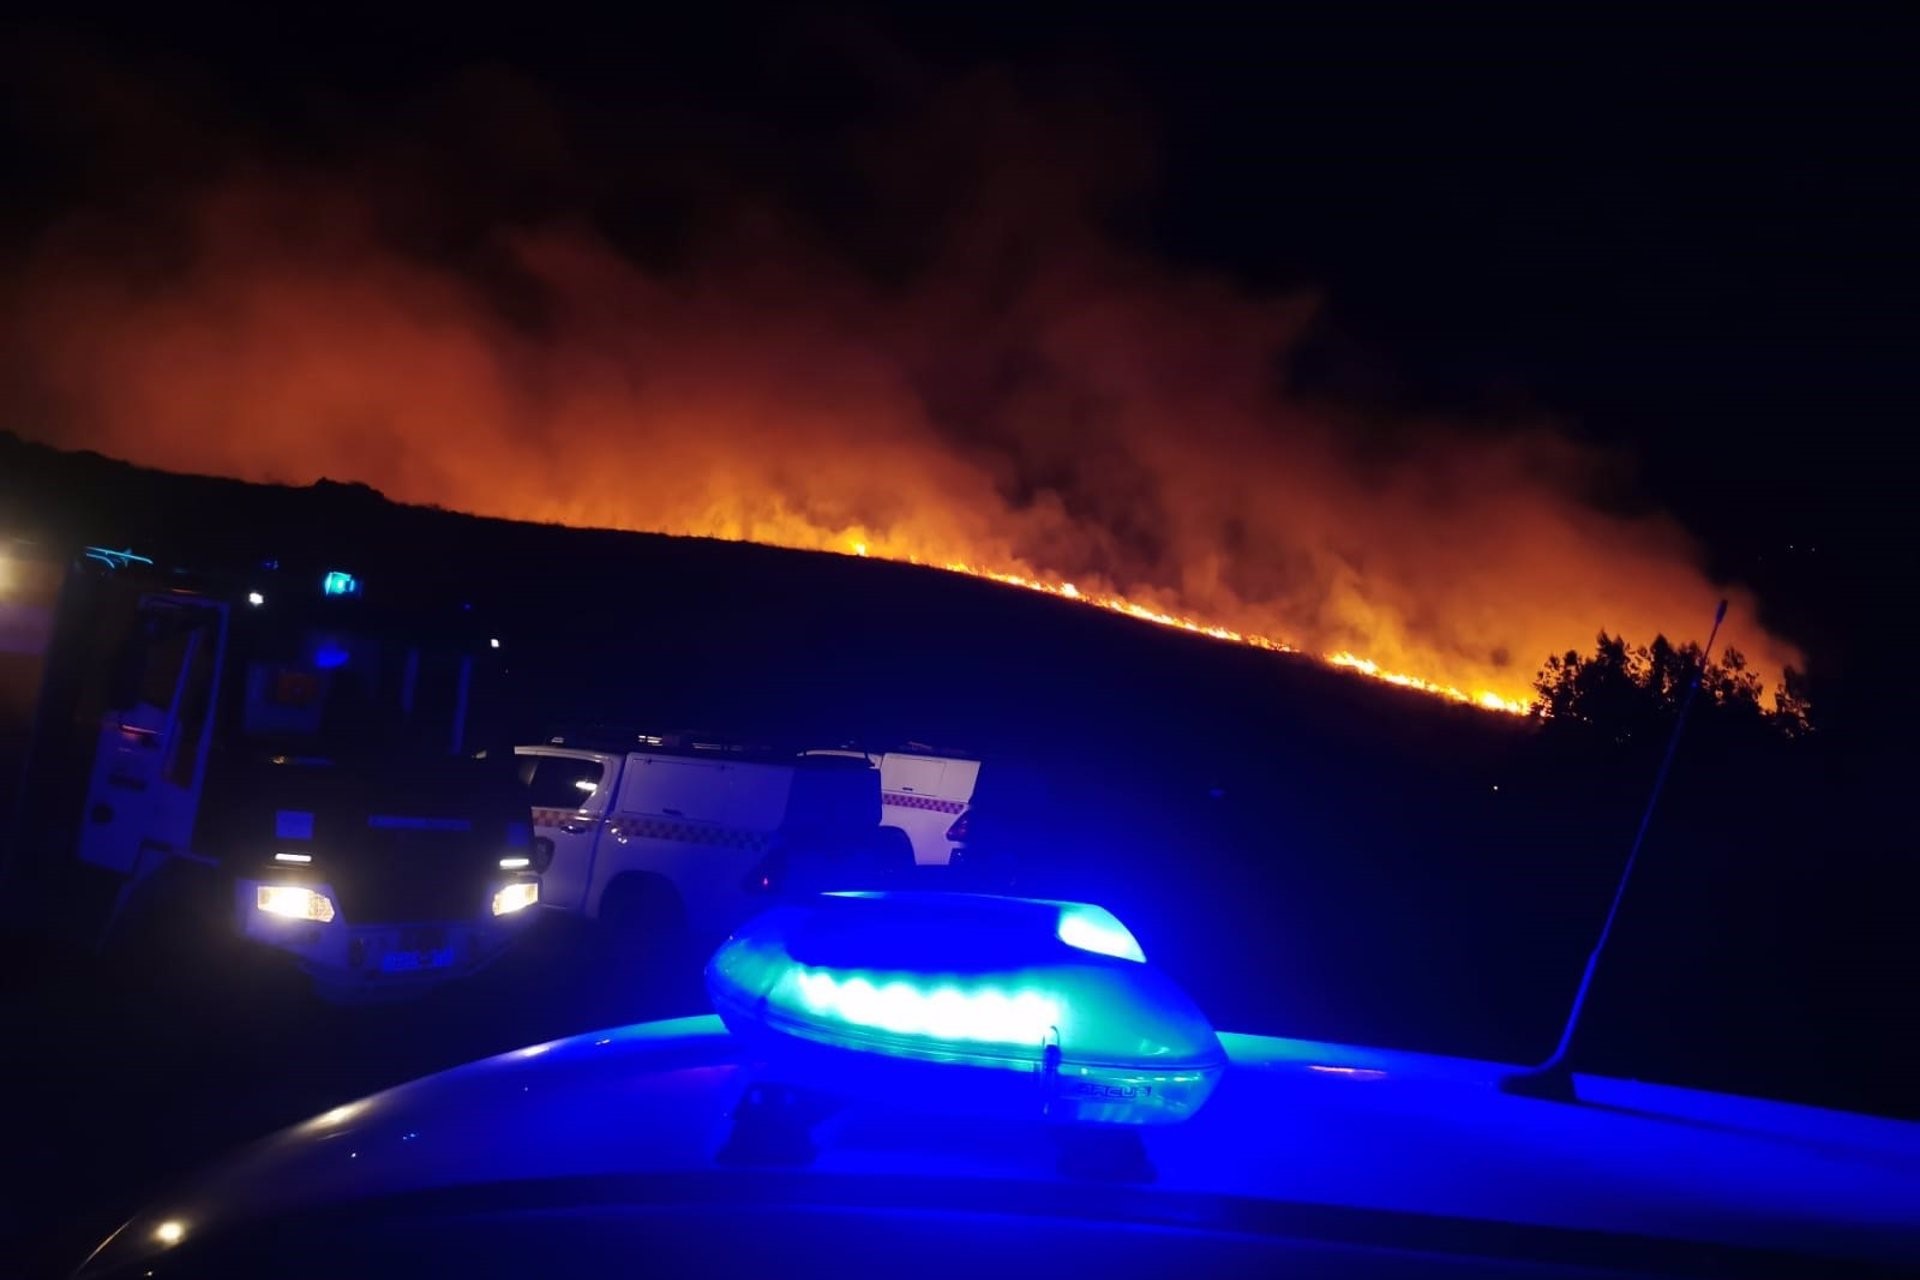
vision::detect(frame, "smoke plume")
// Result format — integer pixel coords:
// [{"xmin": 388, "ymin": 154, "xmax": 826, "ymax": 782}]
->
[{"xmin": 1, "ymin": 53, "xmax": 1802, "ymax": 709}]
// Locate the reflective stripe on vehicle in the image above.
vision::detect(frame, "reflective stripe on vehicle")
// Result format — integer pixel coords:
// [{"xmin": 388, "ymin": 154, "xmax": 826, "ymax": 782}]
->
[
  {"xmin": 532, "ymin": 807, "xmax": 768, "ymax": 852},
  {"xmin": 881, "ymin": 792, "xmax": 967, "ymax": 814},
  {"xmin": 531, "ymin": 808, "xmax": 600, "ymax": 829}
]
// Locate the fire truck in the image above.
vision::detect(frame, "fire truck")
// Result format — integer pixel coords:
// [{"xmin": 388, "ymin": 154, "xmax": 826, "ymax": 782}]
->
[{"xmin": 0, "ymin": 538, "xmax": 540, "ymax": 999}]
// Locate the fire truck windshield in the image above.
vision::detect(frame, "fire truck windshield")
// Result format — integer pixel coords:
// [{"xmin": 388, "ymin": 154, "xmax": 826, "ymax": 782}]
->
[{"xmin": 238, "ymin": 625, "xmax": 484, "ymax": 762}]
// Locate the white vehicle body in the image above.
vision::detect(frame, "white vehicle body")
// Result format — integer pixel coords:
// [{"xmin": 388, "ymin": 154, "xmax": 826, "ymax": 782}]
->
[
  {"xmin": 804, "ymin": 748, "xmax": 980, "ymax": 866},
  {"xmin": 876, "ymin": 751, "xmax": 979, "ymax": 865},
  {"xmin": 515, "ymin": 742, "xmax": 883, "ymax": 941}
]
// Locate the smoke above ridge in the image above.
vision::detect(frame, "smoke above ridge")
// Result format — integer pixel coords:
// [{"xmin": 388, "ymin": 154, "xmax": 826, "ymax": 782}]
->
[{"xmin": 0, "ymin": 46, "xmax": 1803, "ymax": 709}]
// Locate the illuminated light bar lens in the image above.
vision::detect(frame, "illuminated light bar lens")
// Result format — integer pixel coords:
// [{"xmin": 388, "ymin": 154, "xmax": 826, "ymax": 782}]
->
[
  {"xmin": 706, "ymin": 892, "xmax": 1226, "ymax": 1125},
  {"xmin": 257, "ymin": 885, "xmax": 336, "ymax": 923},
  {"xmin": 1056, "ymin": 903, "xmax": 1146, "ymax": 962},
  {"xmin": 498, "ymin": 856, "xmax": 532, "ymax": 870},
  {"xmin": 321, "ymin": 570, "xmax": 360, "ymax": 597},
  {"xmin": 492, "ymin": 881, "xmax": 539, "ymax": 916},
  {"xmin": 273, "ymin": 851, "xmax": 313, "ymax": 864}
]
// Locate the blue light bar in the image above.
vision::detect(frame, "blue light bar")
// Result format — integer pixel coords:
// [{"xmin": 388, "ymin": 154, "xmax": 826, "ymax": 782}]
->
[
  {"xmin": 706, "ymin": 892, "xmax": 1226, "ymax": 1125},
  {"xmin": 1056, "ymin": 902, "xmax": 1147, "ymax": 962},
  {"xmin": 321, "ymin": 570, "xmax": 360, "ymax": 597},
  {"xmin": 83, "ymin": 546, "xmax": 153, "ymax": 570}
]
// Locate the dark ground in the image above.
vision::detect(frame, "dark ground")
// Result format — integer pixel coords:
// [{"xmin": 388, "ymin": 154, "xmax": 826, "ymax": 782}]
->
[{"xmin": 2, "ymin": 439, "xmax": 1913, "ymax": 1276}]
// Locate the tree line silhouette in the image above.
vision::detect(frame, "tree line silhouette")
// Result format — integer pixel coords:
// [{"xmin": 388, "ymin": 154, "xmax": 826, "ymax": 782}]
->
[{"xmin": 1531, "ymin": 632, "xmax": 1813, "ymax": 743}]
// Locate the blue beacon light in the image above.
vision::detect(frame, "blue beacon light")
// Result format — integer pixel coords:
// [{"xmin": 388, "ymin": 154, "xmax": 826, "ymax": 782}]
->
[
  {"xmin": 705, "ymin": 892, "xmax": 1227, "ymax": 1127},
  {"xmin": 321, "ymin": 570, "xmax": 360, "ymax": 597}
]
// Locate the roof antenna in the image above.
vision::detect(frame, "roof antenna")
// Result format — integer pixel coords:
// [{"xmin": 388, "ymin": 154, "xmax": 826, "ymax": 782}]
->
[{"xmin": 1501, "ymin": 598, "xmax": 1728, "ymax": 1103}]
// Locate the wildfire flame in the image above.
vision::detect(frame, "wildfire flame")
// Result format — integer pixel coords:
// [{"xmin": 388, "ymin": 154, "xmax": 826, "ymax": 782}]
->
[
  {"xmin": 0, "ymin": 67, "xmax": 1804, "ymax": 717},
  {"xmin": 850, "ymin": 544, "xmax": 1530, "ymax": 713}
]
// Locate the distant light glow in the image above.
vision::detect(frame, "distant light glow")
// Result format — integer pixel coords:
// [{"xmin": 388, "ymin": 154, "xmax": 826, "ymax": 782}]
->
[
  {"xmin": 489, "ymin": 637, "xmax": 501, "ymax": 649},
  {"xmin": 498, "ymin": 855, "xmax": 531, "ymax": 870},
  {"xmin": 246, "ymin": 590, "xmax": 265, "ymax": 606},
  {"xmin": 492, "ymin": 881, "xmax": 539, "ymax": 916},
  {"xmin": 257, "ymin": 884, "xmax": 336, "ymax": 923},
  {"xmin": 1309, "ymin": 1064, "xmax": 1388, "ymax": 1080},
  {"xmin": 313, "ymin": 642, "xmax": 350, "ymax": 670},
  {"xmin": 321, "ymin": 570, "xmax": 359, "ymax": 597},
  {"xmin": 1056, "ymin": 903, "xmax": 1146, "ymax": 962},
  {"xmin": 153, "ymin": 1220, "xmax": 185, "ymax": 1246},
  {"xmin": 273, "ymin": 851, "xmax": 313, "ymax": 864},
  {"xmin": 302, "ymin": 1101, "xmax": 370, "ymax": 1134}
]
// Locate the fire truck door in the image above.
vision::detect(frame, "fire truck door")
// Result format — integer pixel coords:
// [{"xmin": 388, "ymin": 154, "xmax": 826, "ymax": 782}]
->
[{"xmin": 77, "ymin": 596, "xmax": 227, "ymax": 876}]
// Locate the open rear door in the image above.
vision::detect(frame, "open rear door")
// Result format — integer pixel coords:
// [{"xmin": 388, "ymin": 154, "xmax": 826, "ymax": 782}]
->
[{"xmin": 77, "ymin": 595, "xmax": 227, "ymax": 877}]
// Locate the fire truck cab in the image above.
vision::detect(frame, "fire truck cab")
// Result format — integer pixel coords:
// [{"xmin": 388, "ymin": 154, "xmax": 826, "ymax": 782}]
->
[{"xmin": 0, "ymin": 541, "xmax": 540, "ymax": 999}]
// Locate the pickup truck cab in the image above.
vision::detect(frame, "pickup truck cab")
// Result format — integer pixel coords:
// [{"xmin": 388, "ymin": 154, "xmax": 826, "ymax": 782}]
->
[
  {"xmin": 514, "ymin": 737, "xmax": 900, "ymax": 948},
  {"xmin": 804, "ymin": 746, "xmax": 981, "ymax": 865}
]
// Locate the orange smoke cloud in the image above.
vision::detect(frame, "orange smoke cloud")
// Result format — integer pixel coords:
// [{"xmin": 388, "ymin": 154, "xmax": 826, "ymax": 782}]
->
[{"xmin": 1, "ymin": 69, "xmax": 1800, "ymax": 711}]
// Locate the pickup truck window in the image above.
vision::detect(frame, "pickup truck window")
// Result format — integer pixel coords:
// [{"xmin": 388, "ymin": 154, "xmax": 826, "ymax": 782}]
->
[{"xmin": 522, "ymin": 756, "xmax": 605, "ymax": 809}]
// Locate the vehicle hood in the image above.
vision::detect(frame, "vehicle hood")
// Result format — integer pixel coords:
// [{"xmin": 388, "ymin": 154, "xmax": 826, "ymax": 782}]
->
[{"xmin": 81, "ymin": 1019, "xmax": 1920, "ymax": 1277}]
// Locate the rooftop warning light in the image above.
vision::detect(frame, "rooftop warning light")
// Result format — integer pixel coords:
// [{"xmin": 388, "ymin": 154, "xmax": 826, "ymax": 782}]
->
[
  {"xmin": 321, "ymin": 570, "xmax": 360, "ymax": 597},
  {"xmin": 83, "ymin": 546, "xmax": 153, "ymax": 570},
  {"xmin": 705, "ymin": 892, "xmax": 1226, "ymax": 1127}
]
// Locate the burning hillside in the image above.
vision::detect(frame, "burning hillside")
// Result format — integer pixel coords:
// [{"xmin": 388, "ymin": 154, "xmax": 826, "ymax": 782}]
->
[{"xmin": 0, "ymin": 61, "xmax": 1800, "ymax": 711}]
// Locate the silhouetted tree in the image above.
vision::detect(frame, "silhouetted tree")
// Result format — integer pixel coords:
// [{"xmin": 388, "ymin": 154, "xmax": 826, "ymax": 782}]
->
[{"xmin": 1531, "ymin": 631, "xmax": 1809, "ymax": 741}]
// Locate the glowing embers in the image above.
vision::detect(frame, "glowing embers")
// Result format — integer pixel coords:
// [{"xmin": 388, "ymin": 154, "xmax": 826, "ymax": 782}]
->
[{"xmin": 706, "ymin": 892, "xmax": 1226, "ymax": 1125}]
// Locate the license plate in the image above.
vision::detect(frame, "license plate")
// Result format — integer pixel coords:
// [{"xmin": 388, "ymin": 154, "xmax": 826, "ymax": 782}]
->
[{"xmin": 381, "ymin": 947, "xmax": 455, "ymax": 973}]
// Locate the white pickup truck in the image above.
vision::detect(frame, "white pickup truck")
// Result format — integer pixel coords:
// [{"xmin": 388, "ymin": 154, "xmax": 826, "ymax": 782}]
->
[
  {"xmin": 514, "ymin": 737, "xmax": 906, "ymax": 950},
  {"xmin": 804, "ymin": 747, "xmax": 981, "ymax": 865}
]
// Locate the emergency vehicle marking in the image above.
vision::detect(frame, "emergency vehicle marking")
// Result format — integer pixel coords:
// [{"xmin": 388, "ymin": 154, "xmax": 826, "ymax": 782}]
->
[
  {"xmin": 531, "ymin": 808, "xmax": 768, "ymax": 852},
  {"xmin": 531, "ymin": 808, "xmax": 595, "ymax": 829},
  {"xmin": 881, "ymin": 792, "xmax": 967, "ymax": 815}
]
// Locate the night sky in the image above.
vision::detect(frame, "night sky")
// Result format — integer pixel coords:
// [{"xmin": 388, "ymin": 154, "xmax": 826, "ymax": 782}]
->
[{"xmin": 3, "ymin": 4, "xmax": 1905, "ymax": 701}]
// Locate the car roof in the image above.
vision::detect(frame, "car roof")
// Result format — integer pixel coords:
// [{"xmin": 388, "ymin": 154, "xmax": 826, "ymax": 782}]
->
[
  {"xmin": 520, "ymin": 741, "xmax": 873, "ymax": 770},
  {"xmin": 82, "ymin": 1016, "xmax": 1920, "ymax": 1276}
]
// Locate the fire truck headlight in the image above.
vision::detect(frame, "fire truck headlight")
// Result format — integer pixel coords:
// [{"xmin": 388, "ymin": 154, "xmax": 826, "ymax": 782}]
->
[
  {"xmin": 492, "ymin": 881, "xmax": 539, "ymax": 916},
  {"xmin": 257, "ymin": 885, "xmax": 337, "ymax": 923}
]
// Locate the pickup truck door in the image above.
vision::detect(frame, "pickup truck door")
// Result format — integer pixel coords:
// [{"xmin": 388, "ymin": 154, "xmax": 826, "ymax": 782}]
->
[
  {"xmin": 78, "ymin": 595, "xmax": 227, "ymax": 876},
  {"xmin": 519, "ymin": 750, "xmax": 614, "ymax": 914}
]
